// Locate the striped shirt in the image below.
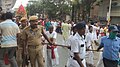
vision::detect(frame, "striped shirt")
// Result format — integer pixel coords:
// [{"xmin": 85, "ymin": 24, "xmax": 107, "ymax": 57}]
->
[{"xmin": 0, "ymin": 19, "xmax": 20, "ymax": 48}]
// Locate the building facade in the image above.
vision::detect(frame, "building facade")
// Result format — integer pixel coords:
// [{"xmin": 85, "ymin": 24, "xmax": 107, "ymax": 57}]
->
[{"xmin": 91, "ymin": 0, "xmax": 120, "ymax": 24}]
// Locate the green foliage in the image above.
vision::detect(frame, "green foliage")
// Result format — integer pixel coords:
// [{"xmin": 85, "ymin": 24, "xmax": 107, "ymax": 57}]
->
[
  {"xmin": 26, "ymin": 1, "xmax": 43, "ymax": 16},
  {"xmin": 26, "ymin": 0, "xmax": 98, "ymax": 21},
  {"xmin": 26, "ymin": 0, "xmax": 72, "ymax": 19}
]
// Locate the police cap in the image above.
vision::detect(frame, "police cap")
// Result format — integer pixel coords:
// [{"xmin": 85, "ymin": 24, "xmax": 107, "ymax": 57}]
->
[
  {"xmin": 75, "ymin": 22, "xmax": 86, "ymax": 30},
  {"xmin": 29, "ymin": 16, "xmax": 38, "ymax": 21},
  {"xmin": 108, "ymin": 25, "xmax": 119, "ymax": 32},
  {"xmin": 20, "ymin": 17, "xmax": 27, "ymax": 22}
]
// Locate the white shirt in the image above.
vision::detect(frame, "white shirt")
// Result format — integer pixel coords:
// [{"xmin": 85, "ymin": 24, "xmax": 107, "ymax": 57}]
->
[
  {"xmin": 100, "ymin": 28, "xmax": 104, "ymax": 33},
  {"xmin": 85, "ymin": 25, "xmax": 89, "ymax": 35},
  {"xmin": 71, "ymin": 33, "xmax": 86, "ymax": 59},
  {"xmin": 66, "ymin": 35, "xmax": 74, "ymax": 46},
  {"xmin": 45, "ymin": 31, "xmax": 57, "ymax": 38},
  {"xmin": 92, "ymin": 25, "xmax": 100, "ymax": 40},
  {"xmin": 85, "ymin": 32, "xmax": 94, "ymax": 49},
  {"xmin": 45, "ymin": 31, "xmax": 57, "ymax": 42},
  {"xmin": 66, "ymin": 35, "xmax": 74, "ymax": 56}
]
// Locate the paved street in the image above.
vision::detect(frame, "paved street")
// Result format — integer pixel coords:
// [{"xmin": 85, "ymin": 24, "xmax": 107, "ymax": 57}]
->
[
  {"xmin": 5, "ymin": 33, "xmax": 109, "ymax": 67},
  {"xmin": 6, "ymin": 33, "xmax": 100, "ymax": 67},
  {"xmin": 1, "ymin": 0, "xmax": 120, "ymax": 67},
  {"xmin": 56, "ymin": 34, "xmax": 100, "ymax": 67}
]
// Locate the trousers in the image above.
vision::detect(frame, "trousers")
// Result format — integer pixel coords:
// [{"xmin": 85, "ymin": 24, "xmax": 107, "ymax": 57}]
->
[
  {"xmin": 28, "ymin": 45, "xmax": 44, "ymax": 67},
  {"xmin": 103, "ymin": 58, "xmax": 118, "ymax": 67},
  {"xmin": 16, "ymin": 48, "xmax": 23, "ymax": 67},
  {"xmin": 0, "ymin": 47, "xmax": 18, "ymax": 67}
]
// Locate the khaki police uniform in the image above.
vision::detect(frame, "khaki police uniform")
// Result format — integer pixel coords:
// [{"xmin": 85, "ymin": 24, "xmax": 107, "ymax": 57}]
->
[
  {"xmin": 21, "ymin": 25, "xmax": 44, "ymax": 67},
  {"xmin": 16, "ymin": 17, "xmax": 28, "ymax": 67},
  {"xmin": 68, "ymin": 33, "xmax": 86, "ymax": 67}
]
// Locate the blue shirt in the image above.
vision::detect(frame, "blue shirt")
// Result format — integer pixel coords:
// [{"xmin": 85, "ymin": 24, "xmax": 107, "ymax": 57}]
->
[{"xmin": 100, "ymin": 36, "xmax": 120, "ymax": 61}]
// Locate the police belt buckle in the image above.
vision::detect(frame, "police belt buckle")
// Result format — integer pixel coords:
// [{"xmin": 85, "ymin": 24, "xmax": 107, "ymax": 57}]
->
[{"xmin": 70, "ymin": 56, "xmax": 83, "ymax": 61}]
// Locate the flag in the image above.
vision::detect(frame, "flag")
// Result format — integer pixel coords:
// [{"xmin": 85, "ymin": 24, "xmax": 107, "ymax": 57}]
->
[{"xmin": 16, "ymin": 4, "xmax": 27, "ymax": 17}]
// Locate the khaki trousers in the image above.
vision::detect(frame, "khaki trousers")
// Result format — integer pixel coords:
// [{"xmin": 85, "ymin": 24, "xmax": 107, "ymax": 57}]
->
[
  {"xmin": 16, "ymin": 48, "xmax": 23, "ymax": 67},
  {"xmin": 28, "ymin": 45, "xmax": 44, "ymax": 67}
]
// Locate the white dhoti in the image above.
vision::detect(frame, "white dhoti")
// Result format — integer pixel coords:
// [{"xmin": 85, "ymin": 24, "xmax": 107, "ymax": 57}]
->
[
  {"xmin": 67, "ymin": 57, "xmax": 86, "ymax": 67},
  {"xmin": 47, "ymin": 48, "xmax": 59, "ymax": 67},
  {"xmin": 52, "ymin": 48, "xmax": 59, "ymax": 66},
  {"xmin": 96, "ymin": 52, "xmax": 104, "ymax": 67},
  {"xmin": 86, "ymin": 51, "xmax": 94, "ymax": 65},
  {"xmin": 43, "ymin": 45, "xmax": 47, "ymax": 67}
]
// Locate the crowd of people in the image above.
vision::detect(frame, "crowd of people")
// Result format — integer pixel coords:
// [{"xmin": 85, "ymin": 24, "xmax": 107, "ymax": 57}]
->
[{"xmin": 0, "ymin": 7, "xmax": 120, "ymax": 67}]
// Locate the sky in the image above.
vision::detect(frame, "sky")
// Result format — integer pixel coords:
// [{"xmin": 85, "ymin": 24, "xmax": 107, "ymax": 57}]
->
[{"xmin": 13, "ymin": 0, "xmax": 29, "ymax": 8}]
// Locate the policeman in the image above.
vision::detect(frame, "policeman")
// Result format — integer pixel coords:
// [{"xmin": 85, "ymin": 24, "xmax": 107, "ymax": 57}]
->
[
  {"xmin": 21, "ymin": 16, "xmax": 52, "ymax": 67},
  {"xmin": 19, "ymin": 17, "xmax": 28, "ymax": 30},
  {"xmin": 66, "ymin": 25, "xmax": 77, "ymax": 67},
  {"xmin": 68, "ymin": 22, "xmax": 86, "ymax": 67},
  {"xmin": 16, "ymin": 17, "xmax": 28, "ymax": 67}
]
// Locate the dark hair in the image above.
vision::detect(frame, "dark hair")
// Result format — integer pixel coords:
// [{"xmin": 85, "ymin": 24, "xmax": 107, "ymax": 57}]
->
[
  {"xmin": 0, "ymin": 7, "xmax": 2, "ymax": 11},
  {"xmin": 75, "ymin": 22, "xmax": 86, "ymax": 30},
  {"xmin": 72, "ymin": 25, "xmax": 76, "ymax": 31},
  {"xmin": 5, "ymin": 12, "xmax": 13, "ymax": 19},
  {"xmin": 0, "ymin": 13, "xmax": 6, "ymax": 20},
  {"xmin": 91, "ymin": 21, "xmax": 94, "ymax": 25},
  {"xmin": 88, "ymin": 25, "xmax": 93, "ymax": 30}
]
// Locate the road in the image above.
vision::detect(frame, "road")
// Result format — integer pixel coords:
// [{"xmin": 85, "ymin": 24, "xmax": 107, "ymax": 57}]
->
[
  {"xmin": 6, "ymin": 33, "xmax": 105, "ymax": 67},
  {"xmin": 49, "ymin": 33, "xmax": 101, "ymax": 67},
  {"xmin": 6, "ymin": 33, "xmax": 69, "ymax": 67}
]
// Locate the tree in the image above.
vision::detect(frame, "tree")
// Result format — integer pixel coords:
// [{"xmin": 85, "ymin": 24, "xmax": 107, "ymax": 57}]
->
[
  {"xmin": 82, "ymin": 0, "xmax": 97, "ymax": 21},
  {"xmin": 70, "ymin": 0, "xmax": 97, "ymax": 22},
  {"xmin": 26, "ymin": 1, "xmax": 43, "ymax": 16},
  {"xmin": 26, "ymin": 0, "xmax": 72, "ymax": 20}
]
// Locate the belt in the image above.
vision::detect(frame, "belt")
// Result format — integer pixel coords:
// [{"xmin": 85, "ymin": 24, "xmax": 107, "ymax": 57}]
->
[
  {"xmin": 28, "ymin": 45, "xmax": 39, "ymax": 49},
  {"xmin": 103, "ymin": 58, "xmax": 118, "ymax": 62},
  {"xmin": 71, "ymin": 56, "xmax": 83, "ymax": 61}
]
